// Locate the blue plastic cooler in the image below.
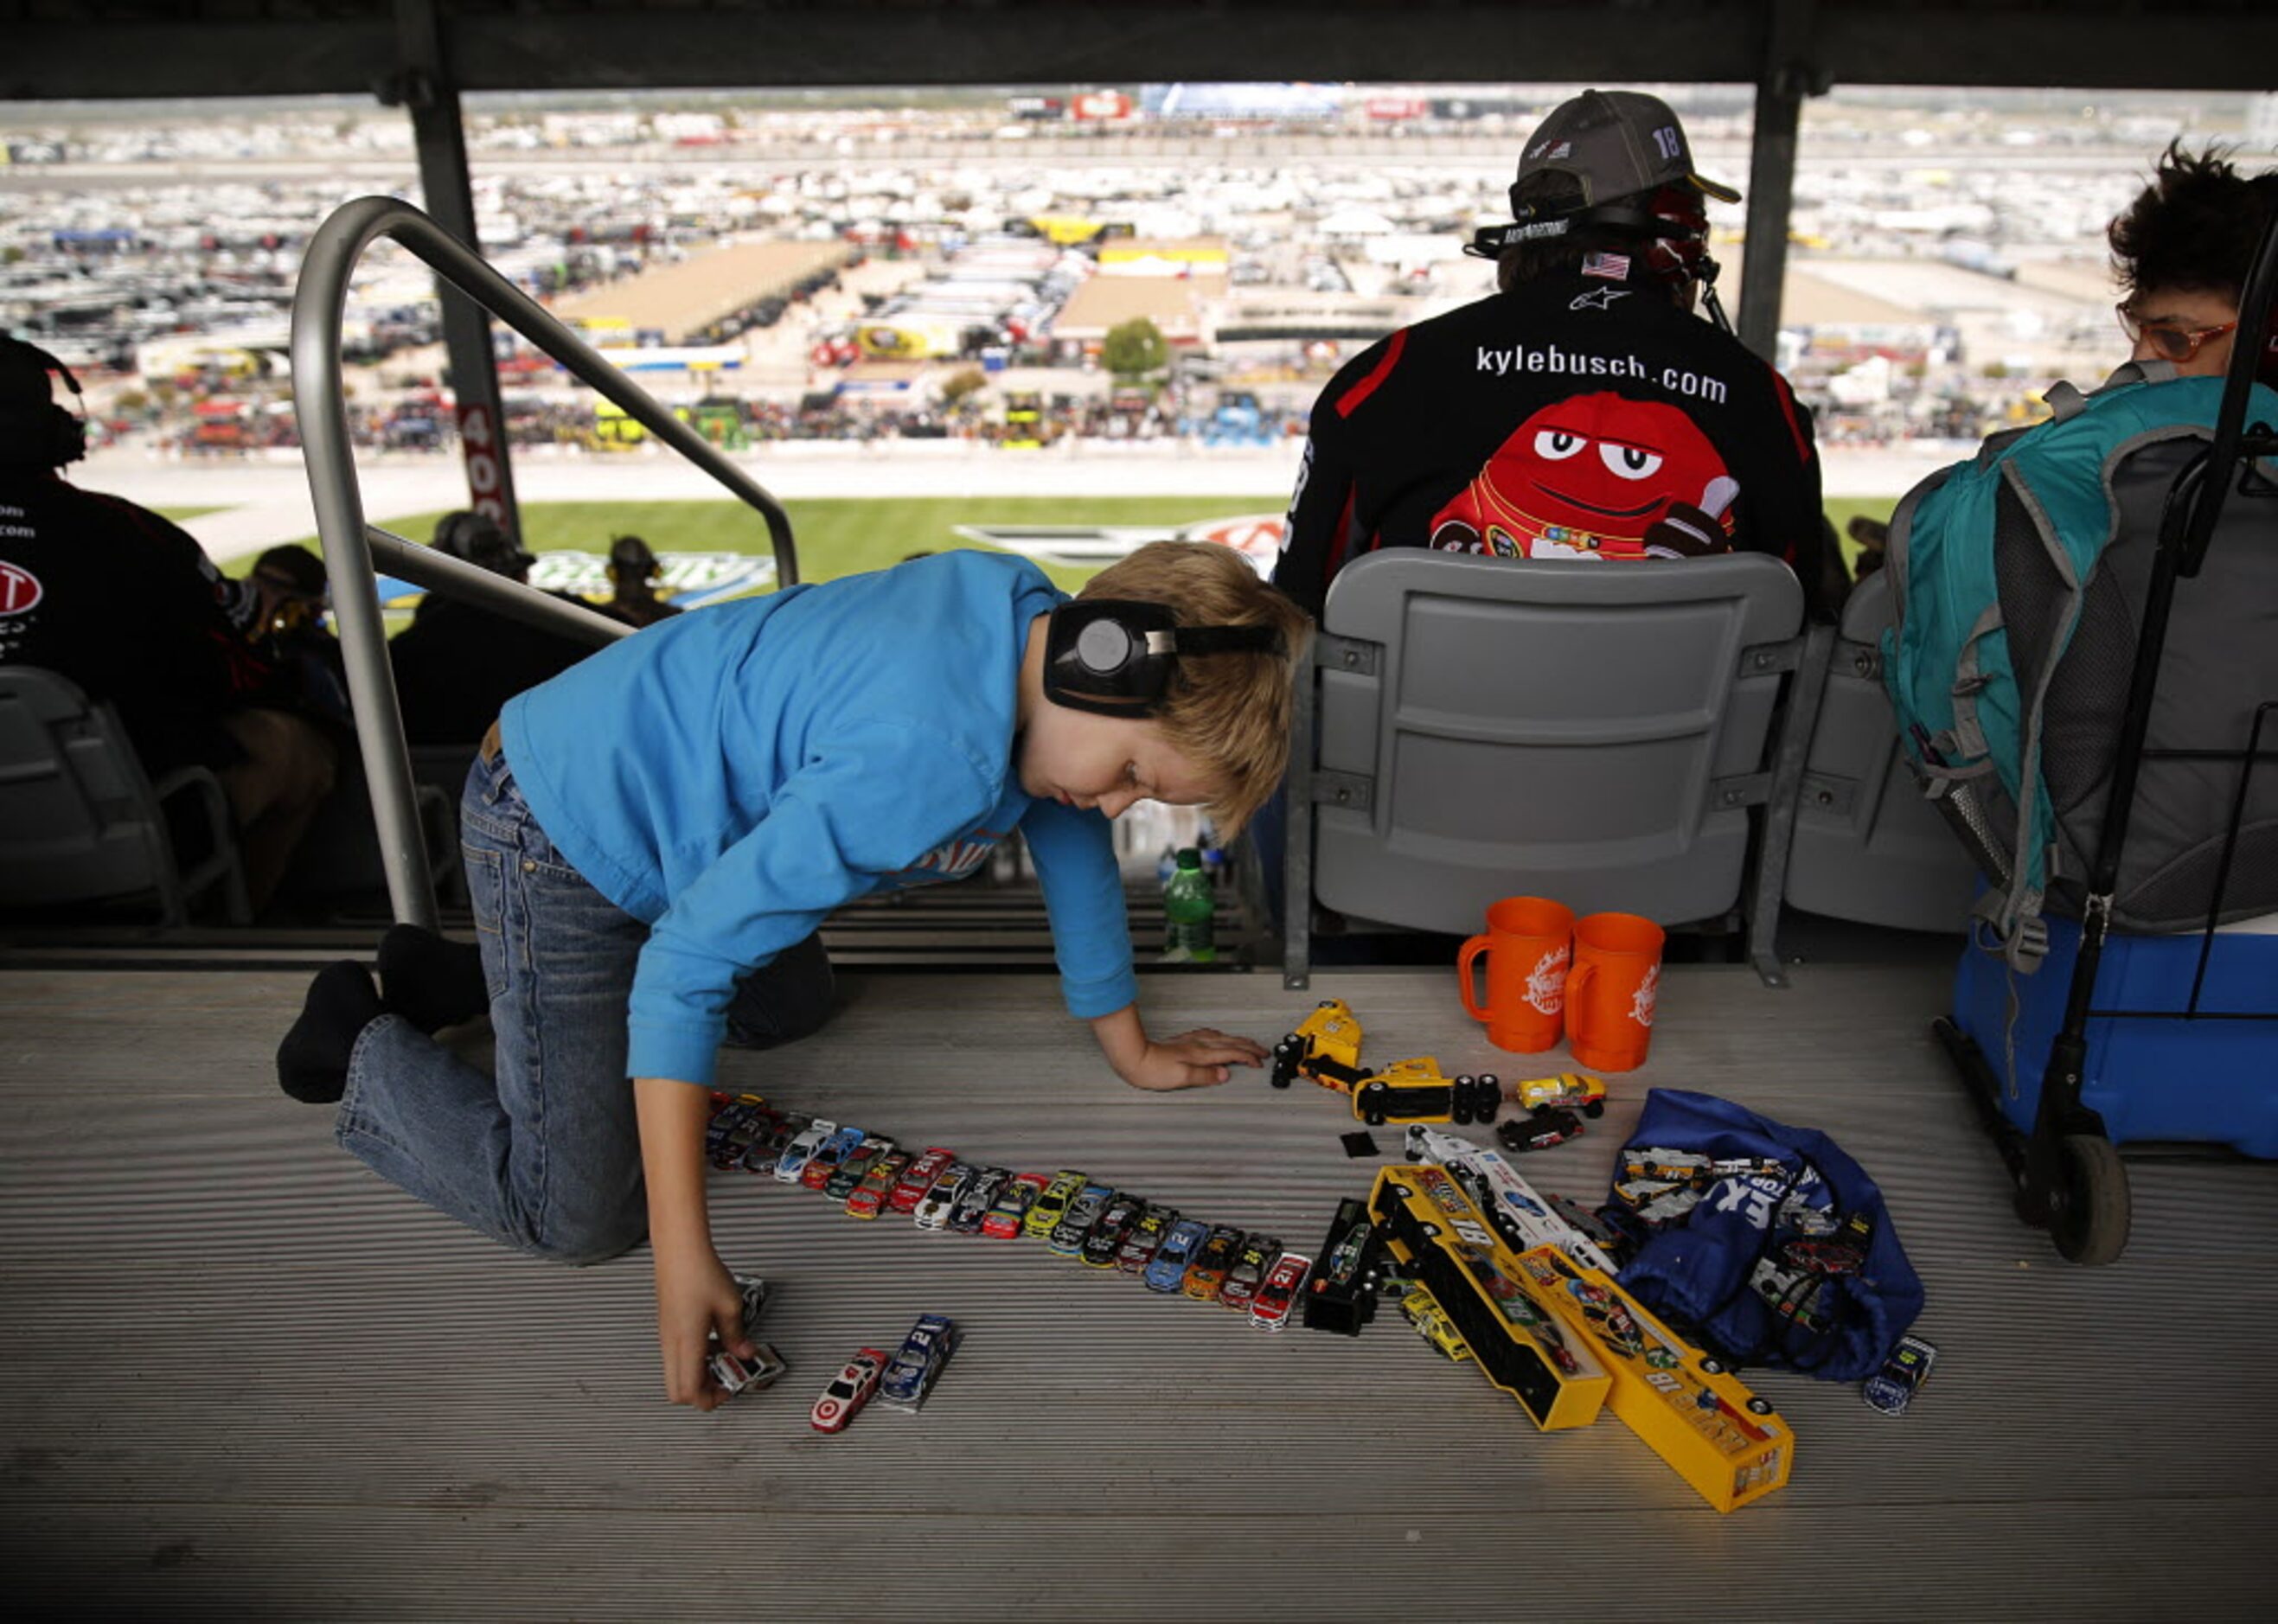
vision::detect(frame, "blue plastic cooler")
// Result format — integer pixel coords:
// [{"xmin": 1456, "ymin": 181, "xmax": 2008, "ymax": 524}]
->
[{"xmin": 1951, "ymin": 917, "xmax": 2278, "ymax": 1159}]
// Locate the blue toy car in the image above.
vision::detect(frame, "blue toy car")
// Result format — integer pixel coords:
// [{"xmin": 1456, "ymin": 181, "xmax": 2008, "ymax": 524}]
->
[
  {"xmin": 1143, "ymin": 1218, "xmax": 1211, "ymax": 1294},
  {"xmin": 877, "ymin": 1313, "xmax": 962, "ymax": 1413}
]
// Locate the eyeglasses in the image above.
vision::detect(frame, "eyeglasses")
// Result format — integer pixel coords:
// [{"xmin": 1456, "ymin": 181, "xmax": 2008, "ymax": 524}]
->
[{"xmin": 2116, "ymin": 303, "xmax": 2238, "ymax": 363}]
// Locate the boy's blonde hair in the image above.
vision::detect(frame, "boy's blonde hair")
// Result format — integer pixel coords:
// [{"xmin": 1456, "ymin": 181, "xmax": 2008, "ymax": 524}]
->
[{"xmin": 1077, "ymin": 540, "xmax": 1312, "ymax": 836}]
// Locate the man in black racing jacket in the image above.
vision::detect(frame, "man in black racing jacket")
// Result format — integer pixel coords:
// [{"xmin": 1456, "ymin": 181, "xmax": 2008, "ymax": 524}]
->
[{"xmin": 1274, "ymin": 89, "xmax": 1834, "ymax": 621}]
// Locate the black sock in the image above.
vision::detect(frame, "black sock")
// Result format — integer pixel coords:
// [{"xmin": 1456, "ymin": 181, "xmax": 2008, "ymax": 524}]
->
[
  {"xmin": 376, "ymin": 922, "xmax": 489, "ymax": 1035},
  {"xmin": 277, "ymin": 961, "xmax": 384, "ymax": 1104}
]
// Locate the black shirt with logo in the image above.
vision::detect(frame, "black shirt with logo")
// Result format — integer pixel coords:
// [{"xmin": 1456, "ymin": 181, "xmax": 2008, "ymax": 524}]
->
[
  {"xmin": 1272, "ymin": 271, "xmax": 1829, "ymax": 620},
  {"xmin": 0, "ymin": 470, "xmax": 248, "ymax": 777}
]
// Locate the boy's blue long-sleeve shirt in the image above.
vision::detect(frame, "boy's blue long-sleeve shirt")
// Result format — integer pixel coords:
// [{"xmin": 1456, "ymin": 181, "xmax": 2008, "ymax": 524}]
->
[{"xmin": 500, "ymin": 551, "xmax": 1136, "ymax": 1085}]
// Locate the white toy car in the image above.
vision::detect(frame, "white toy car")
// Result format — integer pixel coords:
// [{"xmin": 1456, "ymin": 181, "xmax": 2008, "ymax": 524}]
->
[{"xmin": 774, "ymin": 1117, "xmax": 836, "ymax": 1185}]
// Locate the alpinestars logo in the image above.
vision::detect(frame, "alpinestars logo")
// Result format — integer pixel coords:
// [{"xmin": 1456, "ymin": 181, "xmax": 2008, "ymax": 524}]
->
[{"xmin": 1570, "ymin": 286, "xmax": 1631, "ymax": 312}]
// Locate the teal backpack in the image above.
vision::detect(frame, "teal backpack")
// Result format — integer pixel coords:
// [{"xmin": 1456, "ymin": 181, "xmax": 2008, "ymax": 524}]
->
[{"xmin": 1882, "ymin": 362, "xmax": 2278, "ymax": 969}]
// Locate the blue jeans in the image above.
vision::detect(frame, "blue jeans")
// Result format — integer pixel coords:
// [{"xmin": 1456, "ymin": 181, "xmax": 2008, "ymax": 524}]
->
[{"xmin": 336, "ymin": 748, "xmax": 832, "ymax": 1264}]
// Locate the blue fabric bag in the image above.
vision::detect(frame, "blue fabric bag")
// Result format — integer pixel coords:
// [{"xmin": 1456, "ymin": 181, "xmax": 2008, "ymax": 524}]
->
[{"xmin": 1611, "ymin": 1088, "xmax": 1925, "ymax": 1382}]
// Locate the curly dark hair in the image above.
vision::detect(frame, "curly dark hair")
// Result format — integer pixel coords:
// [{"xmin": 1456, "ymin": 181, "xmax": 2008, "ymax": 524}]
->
[{"xmin": 2108, "ymin": 140, "xmax": 2278, "ymax": 304}]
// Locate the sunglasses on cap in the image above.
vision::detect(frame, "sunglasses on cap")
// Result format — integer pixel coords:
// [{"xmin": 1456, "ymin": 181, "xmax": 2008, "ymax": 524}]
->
[{"xmin": 2116, "ymin": 302, "xmax": 2238, "ymax": 364}]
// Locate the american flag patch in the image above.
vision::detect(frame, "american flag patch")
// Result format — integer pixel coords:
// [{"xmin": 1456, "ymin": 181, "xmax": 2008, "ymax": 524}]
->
[{"xmin": 1582, "ymin": 252, "xmax": 1631, "ymax": 281}]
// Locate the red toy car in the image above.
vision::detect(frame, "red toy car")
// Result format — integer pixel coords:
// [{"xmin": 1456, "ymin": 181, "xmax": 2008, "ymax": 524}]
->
[
  {"xmin": 809, "ymin": 1347, "xmax": 888, "ymax": 1434},
  {"xmin": 1248, "ymin": 1251, "xmax": 1314, "ymax": 1331},
  {"xmin": 891, "ymin": 1147, "xmax": 958, "ymax": 1214}
]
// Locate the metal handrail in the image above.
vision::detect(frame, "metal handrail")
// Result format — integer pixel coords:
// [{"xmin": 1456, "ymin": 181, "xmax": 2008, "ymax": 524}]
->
[{"xmin": 291, "ymin": 195, "xmax": 798, "ymax": 929}]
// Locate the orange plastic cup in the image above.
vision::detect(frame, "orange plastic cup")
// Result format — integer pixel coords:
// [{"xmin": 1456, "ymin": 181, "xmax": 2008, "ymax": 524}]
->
[
  {"xmin": 1565, "ymin": 911, "xmax": 1667, "ymax": 1072},
  {"xmin": 1456, "ymin": 896, "xmax": 1576, "ymax": 1053}
]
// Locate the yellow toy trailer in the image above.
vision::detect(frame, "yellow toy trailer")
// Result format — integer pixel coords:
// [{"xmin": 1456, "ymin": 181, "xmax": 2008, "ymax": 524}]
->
[
  {"xmin": 1513, "ymin": 1244, "xmax": 1794, "ymax": 1513},
  {"xmin": 1352, "ymin": 1058, "xmax": 1501, "ymax": 1127},
  {"xmin": 1367, "ymin": 1165, "xmax": 1609, "ymax": 1432},
  {"xmin": 1270, "ymin": 998, "xmax": 1368, "ymax": 1092}
]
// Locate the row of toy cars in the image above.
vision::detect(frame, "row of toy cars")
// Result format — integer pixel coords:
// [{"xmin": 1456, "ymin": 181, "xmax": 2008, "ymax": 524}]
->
[{"xmin": 703, "ymin": 1093, "xmax": 1321, "ymax": 1335}]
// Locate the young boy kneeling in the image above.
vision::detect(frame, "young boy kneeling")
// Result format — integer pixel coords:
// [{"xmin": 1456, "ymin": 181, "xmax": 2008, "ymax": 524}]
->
[{"xmin": 278, "ymin": 541, "xmax": 1310, "ymax": 1407}]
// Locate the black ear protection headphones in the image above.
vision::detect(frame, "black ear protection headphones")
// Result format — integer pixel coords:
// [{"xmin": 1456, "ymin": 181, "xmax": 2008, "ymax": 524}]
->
[
  {"xmin": 1043, "ymin": 598, "xmax": 1286, "ymax": 717},
  {"xmin": 0, "ymin": 336, "xmax": 89, "ymax": 467},
  {"xmin": 1466, "ymin": 188, "xmax": 1735, "ymax": 336}
]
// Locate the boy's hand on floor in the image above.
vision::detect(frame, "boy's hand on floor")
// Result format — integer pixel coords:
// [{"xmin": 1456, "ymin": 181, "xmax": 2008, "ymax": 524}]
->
[
  {"xmin": 653, "ymin": 1240, "xmax": 751, "ymax": 1411},
  {"xmin": 1119, "ymin": 1026, "xmax": 1269, "ymax": 1091}
]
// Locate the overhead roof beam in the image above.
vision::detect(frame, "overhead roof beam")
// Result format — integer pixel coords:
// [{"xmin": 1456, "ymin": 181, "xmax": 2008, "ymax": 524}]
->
[{"xmin": 10, "ymin": 7, "xmax": 2277, "ymax": 102}]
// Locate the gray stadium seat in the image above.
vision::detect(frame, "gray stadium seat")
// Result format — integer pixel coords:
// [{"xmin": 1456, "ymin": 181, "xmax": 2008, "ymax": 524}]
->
[
  {"xmin": 0, "ymin": 666, "xmax": 249, "ymax": 926},
  {"xmin": 1283, "ymin": 550, "xmax": 1818, "ymax": 988},
  {"xmin": 1783, "ymin": 568, "xmax": 1980, "ymax": 932}
]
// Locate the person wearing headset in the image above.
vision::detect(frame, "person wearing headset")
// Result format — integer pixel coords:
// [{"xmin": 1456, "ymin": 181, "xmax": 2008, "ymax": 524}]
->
[
  {"xmin": 276, "ymin": 540, "xmax": 1309, "ymax": 1410},
  {"xmin": 1273, "ymin": 89, "xmax": 1836, "ymax": 622},
  {"xmin": 0, "ymin": 334, "xmax": 337, "ymax": 914}
]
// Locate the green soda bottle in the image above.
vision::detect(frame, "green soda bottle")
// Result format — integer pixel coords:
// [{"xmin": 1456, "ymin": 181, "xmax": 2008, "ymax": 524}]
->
[{"xmin": 1161, "ymin": 846, "xmax": 1217, "ymax": 963}]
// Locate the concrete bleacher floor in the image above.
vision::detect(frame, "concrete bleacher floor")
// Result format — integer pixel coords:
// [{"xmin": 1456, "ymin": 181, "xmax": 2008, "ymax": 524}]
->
[{"xmin": 4, "ymin": 907, "xmax": 2274, "ymax": 1618}]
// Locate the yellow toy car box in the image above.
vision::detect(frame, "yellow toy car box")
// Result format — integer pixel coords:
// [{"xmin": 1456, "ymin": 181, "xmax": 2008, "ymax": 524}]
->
[
  {"xmin": 1367, "ymin": 1166, "xmax": 1609, "ymax": 1432},
  {"xmin": 1513, "ymin": 1245, "xmax": 1794, "ymax": 1513}
]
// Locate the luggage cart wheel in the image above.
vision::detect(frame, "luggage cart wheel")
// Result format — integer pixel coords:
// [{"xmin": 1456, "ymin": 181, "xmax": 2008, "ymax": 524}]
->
[{"xmin": 2048, "ymin": 1134, "xmax": 2131, "ymax": 1266}]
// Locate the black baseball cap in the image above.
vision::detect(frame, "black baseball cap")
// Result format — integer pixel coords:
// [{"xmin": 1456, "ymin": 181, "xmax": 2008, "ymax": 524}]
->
[{"xmin": 1515, "ymin": 90, "xmax": 1741, "ymax": 208}]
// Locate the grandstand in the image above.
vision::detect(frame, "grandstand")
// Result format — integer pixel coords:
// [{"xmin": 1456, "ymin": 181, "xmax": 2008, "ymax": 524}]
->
[{"xmin": 6, "ymin": 3, "xmax": 2278, "ymax": 1618}]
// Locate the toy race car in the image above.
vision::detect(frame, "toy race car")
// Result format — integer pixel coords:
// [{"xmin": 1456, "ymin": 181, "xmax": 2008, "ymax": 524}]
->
[
  {"xmin": 1270, "ymin": 998, "xmax": 1368, "ymax": 1091},
  {"xmin": 1512, "ymin": 1071, "xmax": 1608, "ymax": 1119},
  {"xmin": 809, "ymin": 1347, "xmax": 887, "ymax": 1434},
  {"xmin": 1863, "ymin": 1334, "xmax": 1938, "ymax": 1417},
  {"xmin": 801, "ymin": 1125, "xmax": 867, "ymax": 1191},
  {"xmin": 949, "ymin": 1167, "xmax": 1014, "ymax": 1235},
  {"xmin": 1144, "ymin": 1218, "xmax": 1211, "ymax": 1294},
  {"xmin": 913, "ymin": 1161, "xmax": 978, "ymax": 1231},
  {"xmin": 739, "ymin": 1110, "xmax": 809, "ymax": 1177},
  {"xmin": 1497, "ymin": 1107, "xmax": 1584, "ymax": 1153},
  {"xmin": 983, "ymin": 1173, "xmax": 1048, "ymax": 1239},
  {"xmin": 705, "ymin": 1097, "xmax": 770, "ymax": 1168},
  {"xmin": 844, "ymin": 1151, "xmax": 911, "ymax": 1219},
  {"xmin": 1219, "ymin": 1234, "xmax": 1283, "ymax": 1313},
  {"xmin": 1081, "ymin": 1193, "xmax": 1149, "ymax": 1268},
  {"xmin": 1398, "ymin": 1285, "xmax": 1473, "ymax": 1364},
  {"xmin": 1117, "ymin": 1205, "xmax": 1181, "ymax": 1274},
  {"xmin": 707, "ymin": 1273, "xmax": 787, "ymax": 1399},
  {"xmin": 1248, "ymin": 1250, "xmax": 1313, "ymax": 1331},
  {"xmin": 1351, "ymin": 1058, "xmax": 1501, "ymax": 1127},
  {"xmin": 1048, "ymin": 1184, "xmax": 1117, "ymax": 1256},
  {"xmin": 827, "ymin": 1135, "xmax": 897, "ymax": 1202},
  {"xmin": 891, "ymin": 1147, "xmax": 959, "ymax": 1214},
  {"xmin": 774, "ymin": 1118, "xmax": 835, "ymax": 1185},
  {"xmin": 1183, "ymin": 1224, "xmax": 1245, "ymax": 1301},
  {"xmin": 877, "ymin": 1314, "xmax": 961, "ymax": 1413},
  {"xmin": 1024, "ymin": 1170, "xmax": 1089, "ymax": 1241}
]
